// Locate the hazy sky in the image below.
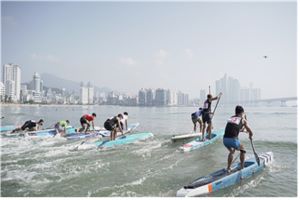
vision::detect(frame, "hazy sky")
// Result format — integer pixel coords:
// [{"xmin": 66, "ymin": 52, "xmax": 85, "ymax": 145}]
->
[{"xmin": 1, "ymin": 1, "xmax": 297, "ymax": 98}]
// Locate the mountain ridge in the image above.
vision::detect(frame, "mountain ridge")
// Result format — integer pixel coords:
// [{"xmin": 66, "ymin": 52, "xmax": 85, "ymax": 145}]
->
[{"xmin": 40, "ymin": 73, "xmax": 112, "ymax": 94}]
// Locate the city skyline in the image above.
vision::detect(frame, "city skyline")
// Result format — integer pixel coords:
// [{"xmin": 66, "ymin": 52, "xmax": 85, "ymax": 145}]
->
[
  {"xmin": 1, "ymin": 63, "xmax": 296, "ymax": 106},
  {"xmin": 1, "ymin": 1, "xmax": 296, "ymax": 99}
]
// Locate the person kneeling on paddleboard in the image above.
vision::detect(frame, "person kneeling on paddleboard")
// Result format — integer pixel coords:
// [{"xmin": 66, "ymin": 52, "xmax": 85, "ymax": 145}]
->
[
  {"xmin": 104, "ymin": 114, "xmax": 124, "ymax": 141},
  {"xmin": 79, "ymin": 113, "xmax": 96, "ymax": 133},
  {"xmin": 54, "ymin": 120, "xmax": 70, "ymax": 136},
  {"xmin": 11, "ymin": 119, "xmax": 44, "ymax": 133},
  {"xmin": 191, "ymin": 108, "xmax": 203, "ymax": 133},
  {"xmin": 223, "ymin": 105, "xmax": 253, "ymax": 173}
]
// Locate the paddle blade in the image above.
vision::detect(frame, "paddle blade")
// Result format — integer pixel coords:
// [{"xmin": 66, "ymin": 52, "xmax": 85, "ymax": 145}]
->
[
  {"xmin": 72, "ymin": 141, "xmax": 85, "ymax": 151},
  {"xmin": 250, "ymin": 138, "xmax": 260, "ymax": 166},
  {"xmin": 254, "ymin": 152, "xmax": 260, "ymax": 166}
]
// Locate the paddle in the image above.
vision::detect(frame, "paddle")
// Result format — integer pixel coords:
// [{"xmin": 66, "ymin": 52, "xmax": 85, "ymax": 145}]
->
[
  {"xmin": 97, "ymin": 139, "xmax": 110, "ymax": 149},
  {"xmin": 71, "ymin": 140, "xmax": 86, "ymax": 151},
  {"xmin": 250, "ymin": 138, "xmax": 260, "ymax": 166},
  {"xmin": 69, "ymin": 126, "xmax": 94, "ymax": 150},
  {"xmin": 72, "ymin": 134, "xmax": 99, "ymax": 151},
  {"xmin": 211, "ymin": 93, "xmax": 222, "ymax": 120}
]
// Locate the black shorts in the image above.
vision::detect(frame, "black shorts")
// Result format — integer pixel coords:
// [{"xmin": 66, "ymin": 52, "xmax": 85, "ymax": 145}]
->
[
  {"xmin": 202, "ymin": 112, "xmax": 212, "ymax": 124},
  {"xmin": 80, "ymin": 117, "xmax": 89, "ymax": 125},
  {"xmin": 104, "ymin": 120, "xmax": 116, "ymax": 131}
]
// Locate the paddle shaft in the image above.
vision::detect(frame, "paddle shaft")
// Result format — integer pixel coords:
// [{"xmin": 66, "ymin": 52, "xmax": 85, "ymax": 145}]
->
[
  {"xmin": 211, "ymin": 94, "xmax": 222, "ymax": 120},
  {"xmin": 250, "ymin": 138, "xmax": 260, "ymax": 166}
]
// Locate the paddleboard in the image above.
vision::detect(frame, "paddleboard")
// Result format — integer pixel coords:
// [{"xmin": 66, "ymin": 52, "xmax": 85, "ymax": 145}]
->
[
  {"xmin": 76, "ymin": 131, "xmax": 153, "ymax": 150},
  {"xmin": 176, "ymin": 152, "xmax": 273, "ymax": 196},
  {"xmin": 171, "ymin": 132, "xmax": 202, "ymax": 142},
  {"xmin": 0, "ymin": 125, "xmax": 16, "ymax": 132},
  {"xmin": 180, "ymin": 129, "xmax": 224, "ymax": 152},
  {"xmin": 65, "ymin": 122, "xmax": 140, "ymax": 140},
  {"xmin": 3, "ymin": 126, "xmax": 76, "ymax": 138},
  {"xmin": 96, "ymin": 132, "xmax": 154, "ymax": 149}
]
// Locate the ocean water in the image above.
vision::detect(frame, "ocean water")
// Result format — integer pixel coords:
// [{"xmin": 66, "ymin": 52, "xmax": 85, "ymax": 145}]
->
[{"xmin": 0, "ymin": 104, "xmax": 297, "ymax": 197}]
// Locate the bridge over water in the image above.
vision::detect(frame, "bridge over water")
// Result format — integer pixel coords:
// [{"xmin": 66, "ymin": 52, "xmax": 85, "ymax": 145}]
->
[{"xmin": 241, "ymin": 97, "xmax": 297, "ymax": 106}]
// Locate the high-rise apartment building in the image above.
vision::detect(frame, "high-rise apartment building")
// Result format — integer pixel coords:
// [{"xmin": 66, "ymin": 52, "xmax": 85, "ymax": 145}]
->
[
  {"xmin": 177, "ymin": 91, "xmax": 185, "ymax": 105},
  {"xmin": 240, "ymin": 87, "xmax": 261, "ymax": 103},
  {"xmin": 87, "ymin": 82, "xmax": 94, "ymax": 104},
  {"xmin": 145, "ymin": 89, "xmax": 154, "ymax": 106},
  {"xmin": 5, "ymin": 80, "xmax": 15, "ymax": 101},
  {"xmin": 80, "ymin": 82, "xmax": 94, "ymax": 105},
  {"xmin": 227, "ymin": 76, "xmax": 240, "ymax": 103},
  {"xmin": 216, "ymin": 74, "xmax": 261, "ymax": 104},
  {"xmin": 155, "ymin": 88, "xmax": 167, "ymax": 106},
  {"xmin": 138, "ymin": 89, "xmax": 146, "ymax": 106},
  {"xmin": 2, "ymin": 64, "xmax": 21, "ymax": 101},
  {"xmin": 216, "ymin": 74, "xmax": 240, "ymax": 104},
  {"xmin": 0, "ymin": 82, "xmax": 5, "ymax": 101},
  {"xmin": 33, "ymin": 72, "xmax": 41, "ymax": 93},
  {"xmin": 216, "ymin": 74, "xmax": 228, "ymax": 103},
  {"xmin": 80, "ymin": 82, "xmax": 88, "ymax": 104},
  {"xmin": 31, "ymin": 72, "xmax": 43, "ymax": 103},
  {"xmin": 166, "ymin": 89, "xmax": 177, "ymax": 106}
]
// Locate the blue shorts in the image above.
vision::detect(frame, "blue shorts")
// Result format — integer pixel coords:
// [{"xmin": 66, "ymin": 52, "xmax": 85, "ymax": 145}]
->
[{"xmin": 223, "ymin": 137, "xmax": 240, "ymax": 150}]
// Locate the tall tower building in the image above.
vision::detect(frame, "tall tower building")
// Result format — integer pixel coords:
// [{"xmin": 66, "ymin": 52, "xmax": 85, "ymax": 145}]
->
[
  {"xmin": 227, "ymin": 76, "xmax": 240, "ymax": 103},
  {"xmin": 5, "ymin": 80, "xmax": 15, "ymax": 101},
  {"xmin": 166, "ymin": 89, "xmax": 177, "ymax": 106},
  {"xmin": 80, "ymin": 82, "xmax": 88, "ymax": 104},
  {"xmin": 155, "ymin": 88, "xmax": 167, "ymax": 106},
  {"xmin": 138, "ymin": 88, "xmax": 146, "ymax": 106},
  {"xmin": 215, "ymin": 74, "xmax": 227, "ymax": 103},
  {"xmin": 145, "ymin": 89, "xmax": 154, "ymax": 106},
  {"xmin": 87, "ymin": 82, "xmax": 94, "ymax": 104},
  {"xmin": 33, "ymin": 72, "xmax": 41, "ymax": 93},
  {"xmin": 177, "ymin": 91, "xmax": 185, "ymax": 105},
  {"xmin": 2, "ymin": 64, "xmax": 21, "ymax": 101},
  {"xmin": 0, "ymin": 82, "xmax": 5, "ymax": 102},
  {"xmin": 40, "ymin": 80, "xmax": 44, "ymax": 94},
  {"xmin": 215, "ymin": 74, "xmax": 240, "ymax": 104}
]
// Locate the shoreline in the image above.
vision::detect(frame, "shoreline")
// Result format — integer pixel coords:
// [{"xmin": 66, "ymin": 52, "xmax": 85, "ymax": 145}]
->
[
  {"xmin": 0, "ymin": 103, "xmax": 98, "ymax": 107},
  {"xmin": 0, "ymin": 103, "xmax": 196, "ymax": 108},
  {"xmin": 0, "ymin": 103, "xmax": 296, "ymax": 108}
]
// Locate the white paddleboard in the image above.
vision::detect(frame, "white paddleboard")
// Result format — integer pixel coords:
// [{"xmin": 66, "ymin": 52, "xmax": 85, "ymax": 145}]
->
[{"xmin": 171, "ymin": 132, "xmax": 202, "ymax": 142}]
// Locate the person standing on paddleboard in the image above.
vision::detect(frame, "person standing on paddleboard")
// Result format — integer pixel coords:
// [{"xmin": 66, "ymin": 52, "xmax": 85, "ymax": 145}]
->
[
  {"xmin": 201, "ymin": 93, "xmax": 221, "ymax": 141},
  {"xmin": 104, "ymin": 114, "xmax": 124, "ymax": 140},
  {"xmin": 79, "ymin": 113, "xmax": 96, "ymax": 133},
  {"xmin": 223, "ymin": 105, "xmax": 253, "ymax": 173},
  {"xmin": 191, "ymin": 108, "xmax": 203, "ymax": 133},
  {"xmin": 11, "ymin": 119, "xmax": 44, "ymax": 133}
]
